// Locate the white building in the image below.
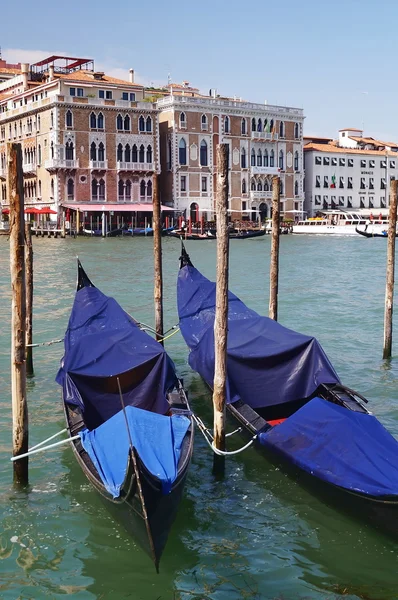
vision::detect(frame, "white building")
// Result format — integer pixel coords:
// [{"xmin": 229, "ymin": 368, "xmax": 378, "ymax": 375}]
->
[{"xmin": 304, "ymin": 128, "xmax": 398, "ymax": 216}]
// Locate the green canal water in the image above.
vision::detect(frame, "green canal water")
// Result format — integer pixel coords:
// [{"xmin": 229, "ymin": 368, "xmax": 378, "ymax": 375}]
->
[{"xmin": 0, "ymin": 234, "xmax": 397, "ymax": 600}]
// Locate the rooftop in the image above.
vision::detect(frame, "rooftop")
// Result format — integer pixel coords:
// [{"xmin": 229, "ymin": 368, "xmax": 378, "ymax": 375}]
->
[{"xmin": 304, "ymin": 142, "xmax": 396, "ymax": 156}]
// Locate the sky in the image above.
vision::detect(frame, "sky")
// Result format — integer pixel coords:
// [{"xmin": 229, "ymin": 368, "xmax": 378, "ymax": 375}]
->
[{"xmin": 2, "ymin": 0, "xmax": 398, "ymax": 141}]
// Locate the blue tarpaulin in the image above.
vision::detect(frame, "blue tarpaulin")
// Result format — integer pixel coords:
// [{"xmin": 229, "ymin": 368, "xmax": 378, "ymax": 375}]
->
[
  {"xmin": 259, "ymin": 397, "xmax": 398, "ymax": 497},
  {"xmin": 56, "ymin": 285, "xmax": 177, "ymax": 425},
  {"xmin": 80, "ymin": 406, "xmax": 191, "ymax": 497},
  {"xmin": 177, "ymin": 265, "xmax": 340, "ymax": 409}
]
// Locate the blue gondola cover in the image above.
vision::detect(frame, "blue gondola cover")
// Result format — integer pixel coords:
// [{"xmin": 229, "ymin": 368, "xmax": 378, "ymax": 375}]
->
[
  {"xmin": 80, "ymin": 406, "xmax": 191, "ymax": 497},
  {"xmin": 57, "ymin": 284, "xmax": 177, "ymax": 421},
  {"xmin": 178, "ymin": 265, "xmax": 340, "ymax": 409},
  {"xmin": 259, "ymin": 398, "xmax": 398, "ymax": 497}
]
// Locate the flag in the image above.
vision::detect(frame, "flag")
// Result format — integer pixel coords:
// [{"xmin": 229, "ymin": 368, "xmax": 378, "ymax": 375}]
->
[
  {"xmin": 331, "ymin": 174, "xmax": 336, "ymax": 188},
  {"xmin": 265, "ymin": 121, "xmax": 271, "ymax": 133}
]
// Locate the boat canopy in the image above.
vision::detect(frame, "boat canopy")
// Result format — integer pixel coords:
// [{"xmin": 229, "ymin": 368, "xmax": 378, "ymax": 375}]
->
[
  {"xmin": 177, "ymin": 265, "xmax": 340, "ymax": 409},
  {"xmin": 56, "ymin": 285, "xmax": 177, "ymax": 426}
]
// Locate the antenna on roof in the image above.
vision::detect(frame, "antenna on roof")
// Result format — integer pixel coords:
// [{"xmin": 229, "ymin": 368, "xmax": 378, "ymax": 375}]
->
[
  {"xmin": 0, "ymin": 46, "xmax": 2, "ymax": 60},
  {"xmin": 167, "ymin": 72, "xmax": 171, "ymax": 85}
]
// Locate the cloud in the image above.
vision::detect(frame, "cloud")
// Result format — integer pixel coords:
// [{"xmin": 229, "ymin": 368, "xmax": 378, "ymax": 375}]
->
[{"xmin": 3, "ymin": 48, "xmax": 68, "ymax": 65}]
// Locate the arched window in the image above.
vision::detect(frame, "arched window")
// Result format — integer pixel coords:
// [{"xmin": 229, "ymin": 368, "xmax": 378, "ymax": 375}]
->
[
  {"xmin": 98, "ymin": 179, "xmax": 105, "ymax": 200},
  {"xmin": 294, "ymin": 151, "xmax": 299, "ymax": 171},
  {"xmin": 139, "ymin": 144, "xmax": 145, "ymax": 163},
  {"xmin": 140, "ymin": 179, "xmax": 146, "ymax": 197},
  {"xmin": 257, "ymin": 149, "xmax": 262, "ymax": 167},
  {"xmin": 50, "ymin": 141, "xmax": 54, "ymax": 159},
  {"xmin": 98, "ymin": 142, "xmax": 105, "ymax": 161},
  {"xmin": 241, "ymin": 119, "xmax": 246, "ymax": 135},
  {"xmin": 264, "ymin": 119, "xmax": 268, "ymax": 131},
  {"xmin": 132, "ymin": 144, "xmax": 138, "ymax": 162},
  {"xmin": 264, "ymin": 149, "xmax": 268, "ymax": 167},
  {"xmin": 264, "ymin": 179, "xmax": 269, "ymax": 192},
  {"xmin": 279, "ymin": 150, "xmax": 284, "ymax": 170},
  {"xmin": 280, "ymin": 179, "xmax": 284, "ymax": 195},
  {"xmin": 224, "ymin": 116, "xmax": 230, "ymax": 133},
  {"xmin": 257, "ymin": 119, "xmax": 262, "ymax": 132},
  {"xmin": 38, "ymin": 144, "xmax": 42, "ymax": 165},
  {"xmin": 146, "ymin": 145, "xmax": 152, "ymax": 163},
  {"xmin": 279, "ymin": 121, "xmax": 284, "ymax": 138},
  {"xmin": 270, "ymin": 149, "xmax": 275, "ymax": 167},
  {"xmin": 146, "ymin": 116, "xmax": 152, "ymax": 132},
  {"xmin": 125, "ymin": 179, "xmax": 131, "ymax": 200},
  {"xmin": 124, "ymin": 115, "xmax": 130, "ymax": 131},
  {"xmin": 38, "ymin": 180, "xmax": 42, "ymax": 196},
  {"xmin": 37, "ymin": 115, "xmax": 41, "ymax": 130},
  {"xmin": 125, "ymin": 144, "xmax": 131, "ymax": 162},
  {"xmin": 257, "ymin": 181, "xmax": 263, "ymax": 191},
  {"xmin": 295, "ymin": 180, "xmax": 299, "ymax": 196},
  {"xmin": 241, "ymin": 147, "xmax": 246, "ymax": 169},
  {"xmin": 179, "ymin": 112, "xmax": 186, "ymax": 128},
  {"xmin": 67, "ymin": 178, "xmax": 74, "ymax": 200},
  {"xmin": 201, "ymin": 114, "xmax": 207, "ymax": 130},
  {"xmin": 50, "ymin": 111, "xmax": 54, "ymax": 128},
  {"xmin": 251, "ymin": 118, "xmax": 256, "ymax": 132},
  {"xmin": 117, "ymin": 143, "xmax": 123, "ymax": 162},
  {"xmin": 270, "ymin": 119, "xmax": 274, "ymax": 132},
  {"xmin": 90, "ymin": 142, "xmax": 97, "ymax": 161},
  {"xmin": 251, "ymin": 178, "xmax": 256, "ymax": 191},
  {"xmin": 90, "ymin": 112, "xmax": 97, "ymax": 129},
  {"xmin": 179, "ymin": 138, "xmax": 187, "ymax": 165},
  {"xmin": 65, "ymin": 141, "xmax": 74, "ymax": 160},
  {"xmin": 294, "ymin": 123, "xmax": 299, "ymax": 139},
  {"xmin": 200, "ymin": 140, "xmax": 208, "ymax": 166},
  {"xmin": 139, "ymin": 116, "xmax": 145, "ymax": 132},
  {"xmin": 92, "ymin": 178, "xmax": 98, "ymax": 200},
  {"xmin": 116, "ymin": 114, "xmax": 123, "ymax": 130},
  {"xmin": 147, "ymin": 180, "xmax": 152, "ymax": 197},
  {"xmin": 66, "ymin": 110, "xmax": 73, "ymax": 128},
  {"xmin": 118, "ymin": 179, "xmax": 124, "ymax": 200},
  {"xmin": 251, "ymin": 149, "xmax": 256, "ymax": 166},
  {"xmin": 242, "ymin": 179, "xmax": 247, "ymax": 194},
  {"xmin": 97, "ymin": 113, "xmax": 104, "ymax": 129}
]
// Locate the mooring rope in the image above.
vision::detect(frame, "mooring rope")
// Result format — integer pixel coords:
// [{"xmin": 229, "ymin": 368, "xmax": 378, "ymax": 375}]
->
[
  {"xmin": 26, "ymin": 338, "xmax": 64, "ymax": 348},
  {"xmin": 192, "ymin": 413, "xmax": 256, "ymax": 456}
]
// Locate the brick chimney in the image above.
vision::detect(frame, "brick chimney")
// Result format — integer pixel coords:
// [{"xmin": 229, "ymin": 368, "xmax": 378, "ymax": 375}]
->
[{"xmin": 21, "ymin": 63, "xmax": 29, "ymax": 90}]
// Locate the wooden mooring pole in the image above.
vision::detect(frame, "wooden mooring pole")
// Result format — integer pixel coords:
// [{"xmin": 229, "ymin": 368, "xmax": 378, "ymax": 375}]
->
[
  {"xmin": 269, "ymin": 176, "xmax": 281, "ymax": 321},
  {"xmin": 383, "ymin": 179, "xmax": 398, "ymax": 359},
  {"xmin": 8, "ymin": 143, "xmax": 29, "ymax": 484},
  {"xmin": 152, "ymin": 174, "xmax": 164, "ymax": 345},
  {"xmin": 212, "ymin": 144, "xmax": 229, "ymax": 475},
  {"xmin": 25, "ymin": 223, "xmax": 34, "ymax": 377}
]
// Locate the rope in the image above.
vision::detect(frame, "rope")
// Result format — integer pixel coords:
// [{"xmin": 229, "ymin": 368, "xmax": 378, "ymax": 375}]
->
[
  {"xmin": 159, "ymin": 327, "xmax": 180, "ymax": 342},
  {"xmin": 27, "ymin": 338, "xmax": 63, "ymax": 348},
  {"xmin": 192, "ymin": 413, "xmax": 255, "ymax": 456}
]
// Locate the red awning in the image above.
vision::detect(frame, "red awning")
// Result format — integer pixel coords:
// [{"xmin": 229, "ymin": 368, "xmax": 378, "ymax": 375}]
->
[
  {"xmin": 61, "ymin": 203, "xmax": 176, "ymax": 212},
  {"xmin": 1, "ymin": 208, "xmax": 9, "ymax": 214},
  {"xmin": 25, "ymin": 207, "xmax": 40, "ymax": 214},
  {"xmin": 38, "ymin": 207, "xmax": 57, "ymax": 214}
]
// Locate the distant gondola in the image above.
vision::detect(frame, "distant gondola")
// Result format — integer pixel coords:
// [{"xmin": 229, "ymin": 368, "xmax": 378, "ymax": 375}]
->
[
  {"xmin": 56, "ymin": 260, "xmax": 194, "ymax": 570},
  {"xmin": 177, "ymin": 243, "xmax": 398, "ymax": 531},
  {"xmin": 355, "ymin": 226, "xmax": 397, "ymax": 238},
  {"xmin": 169, "ymin": 229, "xmax": 266, "ymax": 241}
]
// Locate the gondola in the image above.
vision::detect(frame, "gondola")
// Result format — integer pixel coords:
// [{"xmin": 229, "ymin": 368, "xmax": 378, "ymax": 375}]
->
[
  {"xmin": 56, "ymin": 260, "xmax": 194, "ymax": 570},
  {"xmin": 355, "ymin": 226, "xmax": 397, "ymax": 238},
  {"xmin": 177, "ymin": 244, "xmax": 398, "ymax": 525},
  {"xmin": 128, "ymin": 226, "xmax": 175, "ymax": 236},
  {"xmin": 169, "ymin": 229, "xmax": 266, "ymax": 241}
]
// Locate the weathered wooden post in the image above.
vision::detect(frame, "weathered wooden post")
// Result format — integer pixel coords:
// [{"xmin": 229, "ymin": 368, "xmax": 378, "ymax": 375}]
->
[
  {"xmin": 8, "ymin": 143, "xmax": 29, "ymax": 484},
  {"xmin": 383, "ymin": 179, "xmax": 398, "ymax": 359},
  {"xmin": 61, "ymin": 209, "xmax": 66, "ymax": 238},
  {"xmin": 152, "ymin": 174, "xmax": 164, "ymax": 345},
  {"xmin": 269, "ymin": 176, "xmax": 281, "ymax": 321},
  {"xmin": 212, "ymin": 143, "xmax": 229, "ymax": 475},
  {"xmin": 25, "ymin": 223, "xmax": 34, "ymax": 377}
]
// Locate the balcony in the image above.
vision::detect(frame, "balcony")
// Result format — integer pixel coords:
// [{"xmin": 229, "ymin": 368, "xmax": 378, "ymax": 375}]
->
[
  {"xmin": 251, "ymin": 166, "xmax": 279, "ymax": 176},
  {"xmin": 250, "ymin": 191, "xmax": 272, "ymax": 199},
  {"xmin": 90, "ymin": 160, "xmax": 108, "ymax": 170},
  {"xmin": 23, "ymin": 162, "xmax": 36, "ymax": 175},
  {"xmin": 117, "ymin": 161, "xmax": 154, "ymax": 171},
  {"xmin": 251, "ymin": 131, "xmax": 272, "ymax": 141},
  {"xmin": 45, "ymin": 158, "xmax": 79, "ymax": 171}
]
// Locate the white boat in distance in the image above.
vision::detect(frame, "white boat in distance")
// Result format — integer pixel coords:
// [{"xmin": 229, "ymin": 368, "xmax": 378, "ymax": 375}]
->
[{"xmin": 292, "ymin": 210, "xmax": 389, "ymax": 236}]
